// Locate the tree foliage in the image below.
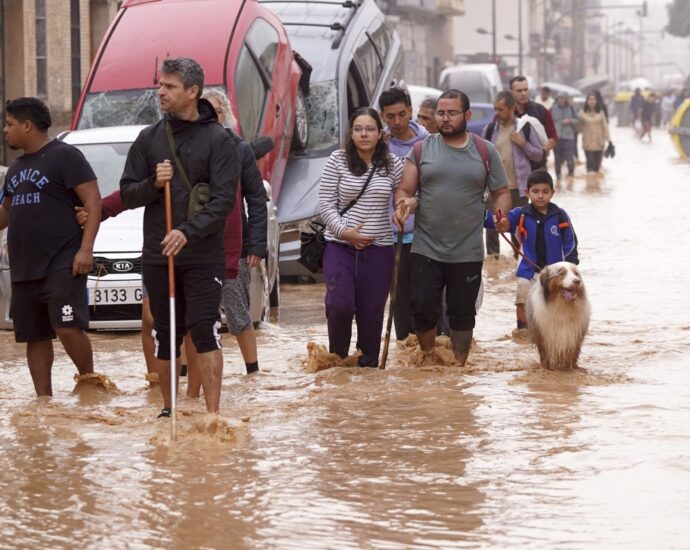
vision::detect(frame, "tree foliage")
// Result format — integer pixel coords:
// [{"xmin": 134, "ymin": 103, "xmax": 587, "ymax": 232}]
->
[{"xmin": 666, "ymin": 0, "xmax": 690, "ymax": 38}]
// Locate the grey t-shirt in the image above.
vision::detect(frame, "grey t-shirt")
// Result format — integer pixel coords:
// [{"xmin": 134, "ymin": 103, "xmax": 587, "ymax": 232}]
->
[{"xmin": 406, "ymin": 133, "xmax": 507, "ymax": 263}]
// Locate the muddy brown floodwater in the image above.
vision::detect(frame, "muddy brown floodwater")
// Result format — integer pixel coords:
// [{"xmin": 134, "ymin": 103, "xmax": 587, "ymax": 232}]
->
[{"xmin": 1, "ymin": 127, "xmax": 690, "ymax": 549}]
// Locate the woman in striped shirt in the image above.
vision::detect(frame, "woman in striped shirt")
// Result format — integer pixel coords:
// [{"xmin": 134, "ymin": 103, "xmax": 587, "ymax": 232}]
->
[{"xmin": 319, "ymin": 107, "xmax": 404, "ymax": 367}]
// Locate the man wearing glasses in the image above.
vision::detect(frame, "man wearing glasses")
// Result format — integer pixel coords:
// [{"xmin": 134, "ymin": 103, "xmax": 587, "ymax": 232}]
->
[{"xmin": 393, "ymin": 89, "xmax": 510, "ymax": 367}]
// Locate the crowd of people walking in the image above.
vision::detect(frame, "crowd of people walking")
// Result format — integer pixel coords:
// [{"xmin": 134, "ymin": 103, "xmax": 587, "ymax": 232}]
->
[{"xmin": 3, "ymin": 53, "xmax": 677, "ymax": 418}]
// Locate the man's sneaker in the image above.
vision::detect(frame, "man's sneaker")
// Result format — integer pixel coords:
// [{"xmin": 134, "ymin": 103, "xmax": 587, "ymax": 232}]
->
[{"xmin": 157, "ymin": 407, "xmax": 171, "ymax": 418}]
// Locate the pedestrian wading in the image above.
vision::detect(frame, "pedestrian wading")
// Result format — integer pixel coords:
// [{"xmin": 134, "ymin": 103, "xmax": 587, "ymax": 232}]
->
[
  {"xmin": 119, "ymin": 57, "xmax": 240, "ymax": 417},
  {"xmin": 394, "ymin": 89, "xmax": 511, "ymax": 367},
  {"xmin": 318, "ymin": 107, "xmax": 403, "ymax": 368}
]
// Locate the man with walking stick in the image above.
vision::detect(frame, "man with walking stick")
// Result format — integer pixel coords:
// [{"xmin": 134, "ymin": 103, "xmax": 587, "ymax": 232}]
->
[
  {"xmin": 120, "ymin": 58, "xmax": 240, "ymax": 418},
  {"xmin": 393, "ymin": 89, "xmax": 510, "ymax": 367}
]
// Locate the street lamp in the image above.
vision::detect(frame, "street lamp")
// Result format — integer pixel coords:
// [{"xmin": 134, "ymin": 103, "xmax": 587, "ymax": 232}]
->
[
  {"xmin": 504, "ymin": 34, "xmax": 523, "ymax": 76},
  {"xmin": 503, "ymin": 0, "xmax": 524, "ymax": 75},
  {"xmin": 475, "ymin": 0, "xmax": 496, "ymax": 62},
  {"xmin": 476, "ymin": 26, "xmax": 496, "ymax": 62}
]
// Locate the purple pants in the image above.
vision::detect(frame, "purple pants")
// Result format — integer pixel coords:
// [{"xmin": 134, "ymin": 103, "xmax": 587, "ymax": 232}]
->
[{"xmin": 323, "ymin": 241, "xmax": 394, "ymax": 367}]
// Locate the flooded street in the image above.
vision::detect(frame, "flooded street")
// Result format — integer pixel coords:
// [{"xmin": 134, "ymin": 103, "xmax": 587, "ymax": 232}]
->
[{"xmin": 1, "ymin": 125, "xmax": 690, "ymax": 549}]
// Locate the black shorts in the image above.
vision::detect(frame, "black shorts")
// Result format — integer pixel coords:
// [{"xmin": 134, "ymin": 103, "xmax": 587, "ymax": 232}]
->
[
  {"xmin": 409, "ymin": 253, "xmax": 482, "ymax": 332},
  {"xmin": 11, "ymin": 270, "xmax": 89, "ymax": 343},
  {"xmin": 143, "ymin": 263, "xmax": 224, "ymax": 360}
]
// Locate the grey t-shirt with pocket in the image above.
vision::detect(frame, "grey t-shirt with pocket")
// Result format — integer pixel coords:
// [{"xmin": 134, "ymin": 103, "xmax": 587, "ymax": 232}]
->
[{"xmin": 406, "ymin": 133, "xmax": 507, "ymax": 263}]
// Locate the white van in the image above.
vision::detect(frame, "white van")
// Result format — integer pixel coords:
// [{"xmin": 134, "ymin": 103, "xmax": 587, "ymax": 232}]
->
[{"xmin": 439, "ymin": 63, "xmax": 502, "ymax": 102}]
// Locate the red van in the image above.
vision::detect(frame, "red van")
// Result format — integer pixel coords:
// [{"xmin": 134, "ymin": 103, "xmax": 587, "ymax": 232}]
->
[{"xmin": 72, "ymin": 0, "xmax": 308, "ymax": 199}]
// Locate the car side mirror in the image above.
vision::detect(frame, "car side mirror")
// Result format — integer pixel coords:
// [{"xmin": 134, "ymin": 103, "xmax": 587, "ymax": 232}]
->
[{"xmin": 250, "ymin": 135, "xmax": 274, "ymax": 160}]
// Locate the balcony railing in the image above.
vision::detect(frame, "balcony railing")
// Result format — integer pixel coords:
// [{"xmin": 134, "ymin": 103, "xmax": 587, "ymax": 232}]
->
[{"xmin": 436, "ymin": 0, "xmax": 464, "ymax": 16}]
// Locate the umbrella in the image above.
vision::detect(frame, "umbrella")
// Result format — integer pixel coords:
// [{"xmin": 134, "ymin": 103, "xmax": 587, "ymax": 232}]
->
[{"xmin": 573, "ymin": 74, "xmax": 610, "ymax": 94}]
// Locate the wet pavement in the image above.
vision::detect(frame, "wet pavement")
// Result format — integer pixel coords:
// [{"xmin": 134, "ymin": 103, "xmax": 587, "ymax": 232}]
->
[{"xmin": 1, "ymin": 125, "xmax": 689, "ymax": 548}]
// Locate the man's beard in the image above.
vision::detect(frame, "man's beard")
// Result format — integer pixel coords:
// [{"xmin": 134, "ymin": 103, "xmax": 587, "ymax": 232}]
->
[
  {"xmin": 439, "ymin": 119, "xmax": 467, "ymax": 138},
  {"xmin": 7, "ymin": 143, "xmax": 19, "ymax": 151}
]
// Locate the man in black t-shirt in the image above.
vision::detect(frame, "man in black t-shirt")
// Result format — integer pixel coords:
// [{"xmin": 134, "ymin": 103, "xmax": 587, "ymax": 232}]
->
[{"xmin": 0, "ymin": 97, "xmax": 102, "ymax": 396}]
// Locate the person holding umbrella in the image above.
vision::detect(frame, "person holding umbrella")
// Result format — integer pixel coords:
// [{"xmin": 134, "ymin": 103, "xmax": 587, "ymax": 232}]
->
[{"xmin": 120, "ymin": 58, "xmax": 240, "ymax": 418}]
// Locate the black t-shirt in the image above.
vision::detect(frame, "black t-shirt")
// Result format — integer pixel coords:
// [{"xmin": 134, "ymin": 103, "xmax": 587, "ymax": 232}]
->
[{"xmin": 2, "ymin": 140, "xmax": 97, "ymax": 282}]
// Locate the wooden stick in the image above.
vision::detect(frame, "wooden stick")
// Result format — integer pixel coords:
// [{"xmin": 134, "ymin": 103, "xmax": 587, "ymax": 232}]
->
[{"xmin": 380, "ymin": 230, "xmax": 405, "ymax": 370}]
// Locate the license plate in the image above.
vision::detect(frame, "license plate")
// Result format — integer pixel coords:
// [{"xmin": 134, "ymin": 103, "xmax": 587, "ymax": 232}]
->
[{"xmin": 88, "ymin": 286, "xmax": 143, "ymax": 305}]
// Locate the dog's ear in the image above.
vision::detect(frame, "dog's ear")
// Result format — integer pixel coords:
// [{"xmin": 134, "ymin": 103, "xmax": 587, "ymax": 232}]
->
[{"xmin": 539, "ymin": 268, "xmax": 550, "ymax": 301}]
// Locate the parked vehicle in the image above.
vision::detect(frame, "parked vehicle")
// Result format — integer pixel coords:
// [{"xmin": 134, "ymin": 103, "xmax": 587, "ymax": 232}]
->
[
  {"xmin": 405, "ymin": 85, "xmax": 493, "ymax": 135},
  {"xmin": 407, "ymin": 84, "xmax": 442, "ymax": 118},
  {"xmin": 0, "ymin": 126, "xmax": 279, "ymax": 331},
  {"xmin": 467, "ymin": 103, "xmax": 496, "ymax": 135},
  {"xmin": 258, "ymin": 0, "xmax": 404, "ymax": 278},
  {"xmin": 72, "ymin": 0, "xmax": 307, "ymax": 206},
  {"xmin": 439, "ymin": 63, "xmax": 502, "ymax": 104}
]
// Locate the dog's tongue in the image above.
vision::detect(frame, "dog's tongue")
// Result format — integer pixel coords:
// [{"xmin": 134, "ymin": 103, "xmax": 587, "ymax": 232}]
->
[{"xmin": 562, "ymin": 289, "xmax": 577, "ymax": 302}]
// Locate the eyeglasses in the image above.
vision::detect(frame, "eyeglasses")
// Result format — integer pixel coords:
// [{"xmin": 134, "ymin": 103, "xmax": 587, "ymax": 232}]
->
[
  {"xmin": 352, "ymin": 126, "xmax": 379, "ymax": 134},
  {"xmin": 434, "ymin": 110, "xmax": 464, "ymax": 119}
]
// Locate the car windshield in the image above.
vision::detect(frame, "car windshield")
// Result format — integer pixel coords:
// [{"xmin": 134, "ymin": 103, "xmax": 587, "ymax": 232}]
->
[
  {"xmin": 77, "ymin": 90, "xmax": 162, "ymax": 129},
  {"xmin": 77, "ymin": 86, "xmax": 227, "ymax": 129},
  {"xmin": 305, "ymin": 79, "xmax": 339, "ymax": 153},
  {"xmin": 74, "ymin": 142, "xmax": 131, "ymax": 196}
]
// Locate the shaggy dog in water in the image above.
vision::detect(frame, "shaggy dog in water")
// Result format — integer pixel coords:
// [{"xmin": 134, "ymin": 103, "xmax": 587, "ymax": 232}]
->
[{"xmin": 526, "ymin": 262, "xmax": 590, "ymax": 370}]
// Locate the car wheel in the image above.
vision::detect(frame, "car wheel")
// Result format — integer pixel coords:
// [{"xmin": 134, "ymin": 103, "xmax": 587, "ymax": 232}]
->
[{"xmin": 291, "ymin": 88, "xmax": 309, "ymax": 152}]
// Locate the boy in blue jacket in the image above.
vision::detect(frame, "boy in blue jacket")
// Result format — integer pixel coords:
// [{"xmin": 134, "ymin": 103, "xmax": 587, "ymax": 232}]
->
[{"xmin": 486, "ymin": 169, "xmax": 578, "ymax": 330}]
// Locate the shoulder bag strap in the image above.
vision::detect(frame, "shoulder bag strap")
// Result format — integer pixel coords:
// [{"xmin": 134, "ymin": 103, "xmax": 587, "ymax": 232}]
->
[
  {"xmin": 339, "ymin": 165, "xmax": 376, "ymax": 216},
  {"xmin": 165, "ymin": 121, "xmax": 193, "ymax": 192},
  {"xmin": 471, "ymin": 133, "xmax": 491, "ymax": 191},
  {"xmin": 412, "ymin": 140, "xmax": 423, "ymax": 172}
]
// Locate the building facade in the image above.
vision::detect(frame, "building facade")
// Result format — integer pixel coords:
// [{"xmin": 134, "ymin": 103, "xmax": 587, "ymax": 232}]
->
[
  {"xmin": 1, "ymin": 0, "xmax": 119, "ymax": 164},
  {"xmin": 377, "ymin": 0, "xmax": 465, "ymax": 88}
]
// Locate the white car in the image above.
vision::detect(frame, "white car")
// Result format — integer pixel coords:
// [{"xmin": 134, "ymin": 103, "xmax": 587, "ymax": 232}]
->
[
  {"xmin": 0, "ymin": 126, "xmax": 278, "ymax": 330},
  {"xmin": 406, "ymin": 84, "xmax": 442, "ymax": 118}
]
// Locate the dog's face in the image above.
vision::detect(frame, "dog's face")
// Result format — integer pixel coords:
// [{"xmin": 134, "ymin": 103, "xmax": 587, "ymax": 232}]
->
[{"xmin": 539, "ymin": 262, "xmax": 584, "ymax": 303}]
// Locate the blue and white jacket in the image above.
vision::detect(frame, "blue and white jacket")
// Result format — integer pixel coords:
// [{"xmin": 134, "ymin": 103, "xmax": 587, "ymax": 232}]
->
[{"xmin": 485, "ymin": 202, "xmax": 578, "ymax": 280}]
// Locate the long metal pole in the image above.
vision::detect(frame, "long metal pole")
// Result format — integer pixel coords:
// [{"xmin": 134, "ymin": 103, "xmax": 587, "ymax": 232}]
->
[
  {"xmin": 164, "ymin": 181, "xmax": 177, "ymax": 442},
  {"xmin": 542, "ymin": 0, "xmax": 548, "ymax": 83},
  {"xmin": 605, "ymin": 35, "xmax": 610, "ymax": 76},
  {"xmin": 638, "ymin": 14, "xmax": 643, "ymax": 76},
  {"xmin": 518, "ymin": 0, "xmax": 523, "ymax": 75},
  {"xmin": 492, "ymin": 0, "xmax": 497, "ymax": 62}
]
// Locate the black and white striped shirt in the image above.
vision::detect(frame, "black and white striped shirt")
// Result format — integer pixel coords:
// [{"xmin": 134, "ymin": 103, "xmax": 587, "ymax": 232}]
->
[{"xmin": 319, "ymin": 150, "xmax": 403, "ymax": 247}]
